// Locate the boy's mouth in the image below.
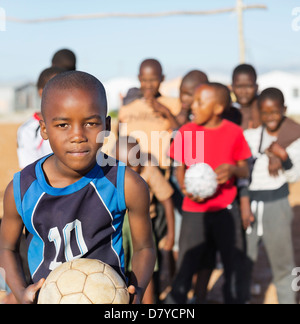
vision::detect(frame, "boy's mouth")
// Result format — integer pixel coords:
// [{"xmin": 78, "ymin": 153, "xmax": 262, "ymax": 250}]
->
[
  {"xmin": 266, "ymin": 121, "xmax": 279, "ymax": 130},
  {"xmin": 67, "ymin": 150, "xmax": 90, "ymax": 157}
]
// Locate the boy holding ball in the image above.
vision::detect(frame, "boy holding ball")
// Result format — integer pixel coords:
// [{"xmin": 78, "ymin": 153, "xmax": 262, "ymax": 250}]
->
[{"xmin": 167, "ymin": 83, "xmax": 251, "ymax": 304}]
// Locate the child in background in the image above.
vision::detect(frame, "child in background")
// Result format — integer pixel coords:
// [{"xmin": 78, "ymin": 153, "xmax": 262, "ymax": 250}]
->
[
  {"xmin": 116, "ymin": 136, "xmax": 175, "ymax": 304},
  {"xmin": 51, "ymin": 49, "xmax": 77, "ymax": 71},
  {"xmin": 232, "ymin": 64, "xmax": 261, "ymax": 130},
  {"xmin": 17, "ymin": 67, "xmax": 65, "ymax": 169},
  {"xmin": 244, "ymin": 88, "xmax": 300, "ymax": 304},
  {"xmin": 0, "ymin": 71, "xmax": 156, "ymax": 304},
  {"xmin": 166, "ymin": 83, "xmax": 252, "ymax": 304},
  {"xmin": 118, "ymin": 58, "xmax": 181, "ymax": 170},
  {"xmin": 177, "ymin": 70, "xmax": 209, "ymax": 126}
]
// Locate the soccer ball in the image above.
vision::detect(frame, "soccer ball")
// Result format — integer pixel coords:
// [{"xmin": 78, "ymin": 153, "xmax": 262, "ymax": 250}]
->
[
  {"xmin": 184, "ymin": 163, "xmax": 218, "ymax": 199},
  {"xmin": 38, "ymin": 259, "xmax": 130, "ymax": 304}
]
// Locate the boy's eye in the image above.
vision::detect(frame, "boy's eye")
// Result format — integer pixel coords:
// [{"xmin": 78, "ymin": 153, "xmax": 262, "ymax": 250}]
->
[
  {"xmin": 57, "ymin": 123, "xmax": 69, "ymax": 128},
  {"xmin": 86, "ymin": 122, "xmax": 99, "ymax": 127}
]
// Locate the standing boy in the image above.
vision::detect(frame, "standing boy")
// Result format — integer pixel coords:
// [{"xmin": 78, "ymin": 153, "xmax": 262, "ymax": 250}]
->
[
  {"xmin": 177, "ymin": 70, "xmax": 209, "ymax": 127},
  {"xmin": 232, "ymin": 64, "xmax": 261, "ymax": 130},
  {"xmin": 118, "ymin": 59, "xmax": 181, "ymax": 170},
  {"xmin": 244, "ymin": 88, "xmax": 300, "ymax": 304},
  {"xmin": 0, "ymin": 71, "xmax": 156, "ymax": 304},
  {"xmin": 167, "ymin": 83, "xmax": 252, "ymax": 304}
]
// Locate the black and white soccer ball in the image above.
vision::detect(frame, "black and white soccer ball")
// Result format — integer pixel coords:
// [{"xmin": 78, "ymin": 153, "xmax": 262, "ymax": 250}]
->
[{"xmin": 184, "ymin": 163, "xmax": 218, "ymax": 199}]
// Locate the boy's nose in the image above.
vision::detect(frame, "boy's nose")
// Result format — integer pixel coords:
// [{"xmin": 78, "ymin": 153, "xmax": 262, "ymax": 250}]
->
[{"xmin": 70, "ymin": 126, "xmax": 87, "ymax": 143}]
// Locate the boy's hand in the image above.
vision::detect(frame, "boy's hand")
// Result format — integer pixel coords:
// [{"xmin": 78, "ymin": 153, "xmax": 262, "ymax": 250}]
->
[
  {"xmin": 268, "ymin": 142, "xmax": 288, "ymax": 162},
  {"xmin": 128, "ymin": 285, "xmax": 143, "ymax": 304},
  {"xmin": 181, "ymin": 185, "xmax": 206, "ymax": 203},
  {"xmin": 159, "ymin": 234, "xmax": 175, "ymax": 252},
  {"xmin": 215, "ymin": 164, "xmax": 235, "ymax": 185},
  {"xmin": 20, "ymin": 279, "xmax": 45, "ymax": 304},
  {"xmin": 240, "ymin": 207, "xmax": 255, "ymax": 230}
]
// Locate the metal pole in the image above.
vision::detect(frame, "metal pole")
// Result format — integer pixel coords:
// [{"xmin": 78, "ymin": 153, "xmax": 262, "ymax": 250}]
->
[{"xmin": 237, "ymin": 0, "xmax": 246, "ymax": 63}]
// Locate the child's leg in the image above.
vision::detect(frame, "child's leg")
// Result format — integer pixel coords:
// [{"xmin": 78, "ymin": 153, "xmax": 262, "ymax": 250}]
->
[
  {"xmin": 245, "ymin": 201, "xmax": 263, "ymax": 302},
  {"xmin": 166, "ymin": 211, "xmax": 208, "ymax": 304},
  {"xmin": 262, "ymin": 198, "xmax": 296, "ymax": 304},
  {"xmin": 212, "ymin": 203, "xmax": 247, "ymax": 304}
]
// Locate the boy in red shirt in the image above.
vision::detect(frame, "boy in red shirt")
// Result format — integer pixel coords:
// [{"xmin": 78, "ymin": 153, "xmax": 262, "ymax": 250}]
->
[{"xmin": 167, "ymin": 83, "xmax": 252, "ymax": 304}]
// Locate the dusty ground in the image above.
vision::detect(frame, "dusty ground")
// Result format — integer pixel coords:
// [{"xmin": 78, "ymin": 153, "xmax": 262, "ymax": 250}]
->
[{"xmin": 1, "ymin": 120, "xmax": 300, "ymax": 304}]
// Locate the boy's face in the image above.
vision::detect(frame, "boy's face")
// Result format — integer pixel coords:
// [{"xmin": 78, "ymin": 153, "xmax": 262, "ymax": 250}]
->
[
  {"xmin": 260, "ymin": 98, "xmax": 285, "ymax": 133},
  {"xmin": 192, "ymin": 86, "xmax": 224, "ymax": 126},
  {"xmin": 138, "ymin": 66, "xmax": 164, "ymax": 98},
  {"xmin": 40, "ymin": 88, "xmax": 111, "ymax": 174},
  {"xmin": 180, "ymin": 81, "xmax": 197, "ymax": 110},
  {"xmin": 232, "ymin": 73, "xmax": 258, "ymax": 107}
]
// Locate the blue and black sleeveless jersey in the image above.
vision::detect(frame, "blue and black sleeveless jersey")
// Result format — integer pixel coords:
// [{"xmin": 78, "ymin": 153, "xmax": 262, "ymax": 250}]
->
[{"xmin": 13, "ymin": 154, "xmax": 127, "ymax": 283}]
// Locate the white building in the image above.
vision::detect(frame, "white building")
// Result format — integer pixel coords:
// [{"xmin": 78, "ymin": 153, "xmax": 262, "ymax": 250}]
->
[
  {"xmin": 258, "ymin": 71, "xmax": 300, "ymax": 115},
  {"xmin": 0, "ymin": 85, "xmax": 15, "ymax": 115}
]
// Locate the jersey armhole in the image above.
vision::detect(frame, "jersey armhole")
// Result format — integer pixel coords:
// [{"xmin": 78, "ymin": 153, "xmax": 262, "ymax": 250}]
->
[
  {"xmin": 116, "ymin": 161, "xmax": 126, "ymax": 212},
  {"xmin": 13, "ymin": 172, "xmax": 23, "ymax": 219}
]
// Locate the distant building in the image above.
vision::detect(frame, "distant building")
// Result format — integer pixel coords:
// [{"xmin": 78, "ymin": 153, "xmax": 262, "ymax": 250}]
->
[
  {"xmin": 0, "ymin": 85, "xmax": 15, "ymax": 115},
  {"xmin": 258, "ymin": 71, "xmax": 300, "ymax": 115},
  {"xmin": 14, "ymin": 83, "xmax": 40, "ymax": 112},
  {"xmin": 0, "ymin": 82, "xmax": 40, "ymax": 115}
]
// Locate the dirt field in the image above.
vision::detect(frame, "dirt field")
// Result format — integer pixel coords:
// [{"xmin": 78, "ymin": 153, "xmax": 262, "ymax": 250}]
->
[{"xmin": 1, "ymin": 121, "xmax": 300, "ymax": 304}]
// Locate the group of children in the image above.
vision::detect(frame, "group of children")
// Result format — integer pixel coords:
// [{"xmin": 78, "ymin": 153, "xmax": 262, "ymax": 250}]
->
[{"xmin": 0, "ymin": 49, "xmax": 299, "ymax": 304}]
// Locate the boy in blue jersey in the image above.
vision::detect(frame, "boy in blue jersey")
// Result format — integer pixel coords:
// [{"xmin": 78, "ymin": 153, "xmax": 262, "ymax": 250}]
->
[{"xmin": 0, "ymin": 71, "xmax": 156, "ymax": 304}]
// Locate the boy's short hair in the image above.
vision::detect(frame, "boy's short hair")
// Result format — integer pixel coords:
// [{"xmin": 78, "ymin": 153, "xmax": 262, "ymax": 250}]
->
[
  {"xmin": 232, "ymin": 64, "xmax": 257, "ymax": 82},
  {"xmin": 209, "ymin": 82, "xmax": 232, "ymax": 109},
  {"xmin": 37, "ymin": 67, "xmax": 65, "ymax": 90},
  {"xmin": 42, "ymin": 71, "xmax": 107, "ymax": 115},
  {"xmin": 52, "ymin": 49, "xmax": 77, "ymax": 71},
  {"xmin": 182, "ymin": 70, "xmax": 209, "ymax": 85},
  {"xmin": 139, "ymin": 58, "xmax": 163, "ymax": 75},
  {"xmin": 257, "ymin": 87, "xmax": 285, "ymax": 109}
]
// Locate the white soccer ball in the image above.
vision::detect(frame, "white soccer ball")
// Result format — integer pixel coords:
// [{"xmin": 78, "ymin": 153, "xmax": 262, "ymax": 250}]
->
[
  {"xmin": 38, "ymin": 259, "xmax": 130, "ymax": 304},
  {"xmin": 184, "ymin": 163, "xmax": 218, "ymax": 199}
]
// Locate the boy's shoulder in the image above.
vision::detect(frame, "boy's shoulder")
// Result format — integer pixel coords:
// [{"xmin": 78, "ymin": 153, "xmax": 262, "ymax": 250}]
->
[
  {"xmin": 119, "ymin": 96, "xmax": 181, "ymax": 115},
  {"xmin": 244, "ymin": 125, "xmax": 263, "ymax": 138},
  {"xmin": 158, "ymin": 96, "xmax": 181, "ymax": 115},
  {"xmin": 221, "ymin": 119, "xmax": 243, "ymax": 133}
]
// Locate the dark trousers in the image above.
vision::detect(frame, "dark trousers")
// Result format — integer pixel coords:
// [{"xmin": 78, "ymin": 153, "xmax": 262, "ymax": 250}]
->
[{"xmin": 166, "ymin": 202, "xmax": 247, "ymax": 304}]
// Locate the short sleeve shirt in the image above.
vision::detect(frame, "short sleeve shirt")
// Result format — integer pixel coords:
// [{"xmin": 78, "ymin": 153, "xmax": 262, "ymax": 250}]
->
[{"xmin": 169, "ymin": 120, "xmax": 252, "ymax": 212}]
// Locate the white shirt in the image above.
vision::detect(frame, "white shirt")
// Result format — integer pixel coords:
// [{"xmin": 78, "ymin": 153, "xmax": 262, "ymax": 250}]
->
[
  {"xmin": 244, "ymin": 126, "xmax": 300, "ymax": 191},
  {"xmin": 17, "ymin": 113, "xmax": 52, "ymax": 169}
]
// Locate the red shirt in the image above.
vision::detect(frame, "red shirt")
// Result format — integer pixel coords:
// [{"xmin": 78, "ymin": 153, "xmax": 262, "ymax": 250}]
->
[{"xmin": 169, "ymin": 120, "xmax": 252, "ymax": 212}]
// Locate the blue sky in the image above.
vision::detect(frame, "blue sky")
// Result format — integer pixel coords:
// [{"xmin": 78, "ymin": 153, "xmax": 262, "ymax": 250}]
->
[{"xmin": 0, "ymin": 0, "xmax": 299, "ymax": 84}]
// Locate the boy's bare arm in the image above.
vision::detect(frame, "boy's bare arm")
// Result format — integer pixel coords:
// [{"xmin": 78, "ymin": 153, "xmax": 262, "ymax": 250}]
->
[
  {"xmin": 160, "ymin": 197, "xmax": 175, "ymax": 251},
  {"xmin": 0, "ymin": 182, "xmax": 44, "ymax": 304},
  {"xmin": 215, "ymin": 160, "xmax": 249, "ymax": 185},
  {"xmin": 124, "ymin": 167, "xmax": 156, "ymax": 304}
]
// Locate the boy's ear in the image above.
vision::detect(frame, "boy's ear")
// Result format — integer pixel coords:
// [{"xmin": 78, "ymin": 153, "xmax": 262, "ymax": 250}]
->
[
  {"xmin": 38, "ymin": 88, "xmax": 43, "ymax": 98},
  {"xmin": 214, "ymin": 103, "xmax": 225, "ymax": 116},
  {"xmin": 161, "ymin": 74, "xmax": 165, "ymax": 83},
  {"xmin": 39, "ymin": 119, "xmax": 49, "ymax": 140},
  {"xmin": 283, "ymin": 106, "xmax": 287, "ymax": 115}
]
